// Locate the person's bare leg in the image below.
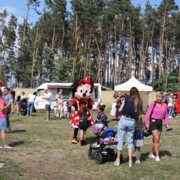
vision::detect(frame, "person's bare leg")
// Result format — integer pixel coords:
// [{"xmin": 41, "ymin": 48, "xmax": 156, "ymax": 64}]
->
[
  {"xmin": 46, "ymin": 111, "xmax": 50, "ymax": 119},
  {"xmin": 80, "ymin": 130, "xmax": 83, "ymax": 140},
  {"xmin": 16, "ymin": 104, "xmax": 19, "ymax": 114},
  {"xmin": 1, "ymin": 130, "xmax": 8, "ymax": 147},
  {"xmin": 149, "ymin": 141, "xmax": 154, "ymax": 155},
  {"xmin": 83, "ymin": 131, "xmax": 86, "ymax": 140},
  {"xmin": 152, "ymin": 130, "xmax": 161, "ymax": 157},
  {"xmin": 116, "ymin": 150, "xmax": 121, "ymax": 160},
  {"xmin": 128, "ymin": 148, "xmax": 133, "ymax": 162}
]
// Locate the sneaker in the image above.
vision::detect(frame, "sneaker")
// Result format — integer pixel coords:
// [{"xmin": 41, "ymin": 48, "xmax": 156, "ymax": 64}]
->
[
  {"xmin": 114, "ymin": 160, "xmax": 120, "ymax": 166},
  {"xmin": 135, "ymin": 160, "xmax": 140, "ymax": 164},
  {"xmin": 148, "ymin": 154, "xmax": 156, "ymax": 159},
  {"xmin": 45, "ymin": 118, "xmax": 50, "ymax": 121},
  {"xmin": 26, "ymin": 114, "xmax": 29, "ymax": 116},
  {"xmin": 71, "ymin": 138, "xmax": 78, "ymax": 144},
  {"xmin": 4, "ymin": 146, "xmax": 13, "ymax": 149},
  {"xmin": 168, "ymin": 116, "xmax": 172, "ymax": 118},
  {"xmin": 155, "ymin": 156, "xmax": 160, "ymax": 161},
  {"xmin": 129, "ymin": 161, "xmax": 133, "ymax": 167}
]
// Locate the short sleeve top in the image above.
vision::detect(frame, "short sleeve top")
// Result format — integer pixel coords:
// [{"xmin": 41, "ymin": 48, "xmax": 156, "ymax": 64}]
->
[{"xmin": 121, "ymin": 95, "xmax": 138, "ymax": 119}]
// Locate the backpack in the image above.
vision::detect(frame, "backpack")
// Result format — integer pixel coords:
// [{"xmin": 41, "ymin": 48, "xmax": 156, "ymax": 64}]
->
[{"xmin": 99, "ymin": 112, "xmax": 107, "ymax": 122}]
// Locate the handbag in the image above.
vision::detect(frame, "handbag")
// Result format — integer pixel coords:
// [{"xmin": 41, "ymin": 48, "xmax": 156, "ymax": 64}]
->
[
  {"xmin": 143, "ymin": 127, "xmax": 152, "ymax": 137},
  {"xmin": 143, "ymin": 101, "xmax": 156, "ymax": 137}
]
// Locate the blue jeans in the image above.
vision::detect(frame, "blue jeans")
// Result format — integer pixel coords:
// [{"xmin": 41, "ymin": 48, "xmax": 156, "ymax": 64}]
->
[
  {"xmin": 168, "ymin": 106, "xmax": 174, "ymax": 116},
  {"xmin": 27, "ymin": 102, "xmax": 34, "ymax": 115},
  {"xmin": 117, "ymin": 115, "xmax": 135, "ymax": 150},
  {"xmin": 6, "ymin": 113, "xmax": 11, "ymax": 132}
]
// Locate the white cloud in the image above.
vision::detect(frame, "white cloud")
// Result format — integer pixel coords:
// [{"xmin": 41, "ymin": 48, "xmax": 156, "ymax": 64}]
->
[
  {"xmin": 17, "ymin": 16, "xmax": 24, "ymax": 24},
  {"xmin": 0, "ymin": 6, "xmax": 24, "ymax": 25},
  {"xmin": 0, "ymin": 6, "xmax": 17, "ymax": 14}
]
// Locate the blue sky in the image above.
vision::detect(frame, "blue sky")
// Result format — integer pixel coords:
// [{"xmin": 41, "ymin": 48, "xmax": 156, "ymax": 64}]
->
[{"xmin": 0, "ymin": 0, "xmax": 180, "ymax": 24}]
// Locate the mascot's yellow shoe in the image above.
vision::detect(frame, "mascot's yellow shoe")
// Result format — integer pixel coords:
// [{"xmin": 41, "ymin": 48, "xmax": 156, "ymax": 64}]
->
[{"xmin": 71, "ymin": 138, "xmax": 78, "ymax": 144}]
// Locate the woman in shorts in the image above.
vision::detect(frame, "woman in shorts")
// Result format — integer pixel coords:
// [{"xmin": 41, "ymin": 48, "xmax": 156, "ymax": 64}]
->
[
  {"xmin": 0, "ymin": 89, "xmax": 12, "ymax": 149},
  {"xmin": 145, "ymin": 92, "xmax": 170, "ymax": 162}
]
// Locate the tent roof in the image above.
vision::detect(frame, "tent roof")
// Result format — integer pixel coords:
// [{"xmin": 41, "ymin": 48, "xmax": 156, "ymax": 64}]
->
[{"xmin": 114, "ymin": 77, "xmax": 153, "ymax": 92}]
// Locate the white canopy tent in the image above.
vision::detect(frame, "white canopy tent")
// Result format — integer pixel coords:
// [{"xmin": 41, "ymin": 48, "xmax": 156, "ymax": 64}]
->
[{"xmin": 114, "ymin": 77, "xmax": 153, "ymax": 111}]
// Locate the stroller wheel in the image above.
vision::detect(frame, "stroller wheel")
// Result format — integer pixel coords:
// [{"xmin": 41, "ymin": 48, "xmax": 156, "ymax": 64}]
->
[{"xmin": 95, "ymin": 153, "xmax": 103, "ymax": 164}]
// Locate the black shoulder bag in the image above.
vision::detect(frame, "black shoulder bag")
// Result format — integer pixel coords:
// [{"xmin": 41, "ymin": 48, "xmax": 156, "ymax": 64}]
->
[{"xmin": 143, "ymin": 101, "xmax": 156, "ymax": 137}]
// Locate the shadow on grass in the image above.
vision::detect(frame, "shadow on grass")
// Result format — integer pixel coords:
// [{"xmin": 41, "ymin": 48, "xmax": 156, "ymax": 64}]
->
[
  {"xmin": 12, "ymin": 129, "xmax": 27, "ymax": 133},
  {"xmin": 9, "ymin": 141, "xmax": 25, "ymax": 147},
  {"xmin": 140, "ymin": 150, "xmax": 171, "ymax": 162},
  {"xmin": 86, "ymin": 136, "xmax": 96, "ymax": 145}
]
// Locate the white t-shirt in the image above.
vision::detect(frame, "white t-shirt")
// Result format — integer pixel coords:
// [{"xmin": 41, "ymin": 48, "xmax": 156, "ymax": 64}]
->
[
  {"xmin": 44, "ymin": 92, "xmax": 52, "ymax": 105},
  {"xmin": 28, "ymin": 94, "xmax": 36, "ymax": 102},
  {"xmin": 21, "ymin": 95, "xmax": 26, "ymax": 100}
]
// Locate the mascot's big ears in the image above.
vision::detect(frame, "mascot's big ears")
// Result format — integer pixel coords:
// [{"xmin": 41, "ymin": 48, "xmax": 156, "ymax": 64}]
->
[{"xmin": 71, "ymin": 76, "xmax": 94, "ymax": 98}]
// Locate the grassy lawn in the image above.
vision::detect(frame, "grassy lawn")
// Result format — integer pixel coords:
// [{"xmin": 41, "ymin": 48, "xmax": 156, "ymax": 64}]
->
[{"xmin": 0, "ymin": 111, "xmax": 180, "ymax": 180}]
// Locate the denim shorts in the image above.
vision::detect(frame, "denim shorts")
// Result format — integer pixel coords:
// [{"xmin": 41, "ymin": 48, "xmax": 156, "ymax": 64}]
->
[
  {"xmin": 0, "ymin": 118, "xmax": 7, "ymax": 130},
  {"xmin": 117, "ymin": 115, "xmax": 135, "ymax": 150},
  {"xmin": 45, "ymin": 104, "xmax": 51, "ymax": 111}
]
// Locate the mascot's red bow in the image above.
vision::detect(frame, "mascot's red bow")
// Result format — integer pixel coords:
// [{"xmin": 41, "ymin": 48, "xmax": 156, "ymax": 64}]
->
[{"xmin": 77, "ymin": 76, "xmax": 93, "ymax": 87}]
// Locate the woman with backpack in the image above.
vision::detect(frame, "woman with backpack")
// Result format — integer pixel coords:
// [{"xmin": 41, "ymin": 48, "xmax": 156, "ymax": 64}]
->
[{"xmin": 96, "ymin": 104, "xmax": 107, "ymax": 124}]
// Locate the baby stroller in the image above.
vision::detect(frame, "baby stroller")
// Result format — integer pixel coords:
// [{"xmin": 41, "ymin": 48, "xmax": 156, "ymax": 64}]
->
[
  {"xmin": 88, "ymin": 119, "xmax": 118, "ymax": 164},
  {"xmin": 20, "ymin": 98, "xmax": 27, "ymax": 116}
]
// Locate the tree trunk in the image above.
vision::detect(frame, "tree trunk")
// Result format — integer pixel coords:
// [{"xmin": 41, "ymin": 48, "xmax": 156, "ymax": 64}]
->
[
  {"xmin": 52, "ymin": 26, "xmax": 56, "ymax": 51},
  {"xmin": 159, "ymin": 4, "xmax": 167, "ymax": 78},
  {"xmin": 21, "ymin": 0, "xmax": 30, "ymax": 55},
  {"xmin": 71, "ymin": 13, "xmax": 80, "ymax": 82},
  {"xmin": 60, "ymin": 19, "xmax": 64, "ymax": 56}
]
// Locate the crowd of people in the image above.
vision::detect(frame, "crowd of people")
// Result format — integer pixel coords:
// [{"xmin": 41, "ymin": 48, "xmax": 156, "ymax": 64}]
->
[
  {"xmin": 0, "ymin": 80, "xmax": 173, "ymax": 167},
  {"xmin": 44, "ymin": 88, "xmax": 72, "ymax": 121}
]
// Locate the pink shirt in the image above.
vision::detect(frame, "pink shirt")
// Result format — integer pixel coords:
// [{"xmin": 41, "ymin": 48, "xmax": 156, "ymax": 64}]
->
[
  {"xmin": 145, "ymin": 102, "xmax": 169, "ymax": 125},
  {"xmin": 58, "ymin": 99, "xmax": 63, "ymax": 105},
  {"xmin": 0, "ymin": 99, "xmax": 7, "ymax": 118}
]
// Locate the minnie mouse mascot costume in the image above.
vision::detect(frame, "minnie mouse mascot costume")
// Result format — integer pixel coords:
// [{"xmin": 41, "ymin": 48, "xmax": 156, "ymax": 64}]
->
[{"xmin": 70, "ymin": 76, "xmax": 94, "ymax": 144}]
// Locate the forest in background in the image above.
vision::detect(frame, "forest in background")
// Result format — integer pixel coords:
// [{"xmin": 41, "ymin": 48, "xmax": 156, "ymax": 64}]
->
[{"xmin": 0, "ymin": 0, "xmax": 180, "ymax": 91}]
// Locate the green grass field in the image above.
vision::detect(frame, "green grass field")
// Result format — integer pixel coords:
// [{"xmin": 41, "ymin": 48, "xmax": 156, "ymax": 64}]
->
[{"xmin": 0, "ymin": 111, "xmax": 180, "ymax": 180}]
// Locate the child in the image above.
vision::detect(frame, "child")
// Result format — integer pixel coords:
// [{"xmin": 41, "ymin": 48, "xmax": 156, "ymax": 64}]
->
[
  {"xmin": 77, "ymin": 100, "xmax": 89, "ymax": 146},
  {"xmin": 96, "ymin": 99, "xmax": 102, "ymax": 114},
  {"xmin": 133, "ymin": 117, "xmax": 144, "ymax": 164},
  {"xmin": 115, "ymin": 99, "xmax": 122, "ymax": 126},
  {"xmin": 15, "ymin": 95, "xmax": 21, "ymax": 114},
  {"xmin": 58, "ymin": 95, "xmax": 64, "ymax": 119},
  {"xmin": 96, "ymin": 104, "xmax": 107, "ymax": 124},
  {"xmin": 67, "ymin": 96, "xmax": 72, "ymax": 118},
  {"xmin": 53, "ymin": 99, "xmax": 58, "ymax": 119},
  {"xmin": 64, "ymin": 103, "xmax": 68, "ymax": 119}
]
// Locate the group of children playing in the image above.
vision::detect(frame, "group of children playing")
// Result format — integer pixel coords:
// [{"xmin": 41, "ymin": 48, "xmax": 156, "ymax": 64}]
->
[{"xmin": 53, "ymin": 96, "xmax": 72, "ymax": 119}]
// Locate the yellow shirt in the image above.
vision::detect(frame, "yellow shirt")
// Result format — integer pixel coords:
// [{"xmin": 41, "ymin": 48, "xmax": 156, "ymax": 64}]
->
[{"xmin": 53, "ymin": 102, "xmax": 58, "ymax": 110}]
